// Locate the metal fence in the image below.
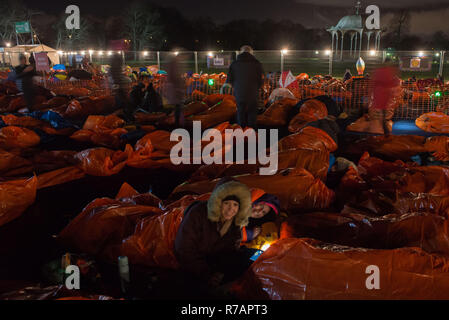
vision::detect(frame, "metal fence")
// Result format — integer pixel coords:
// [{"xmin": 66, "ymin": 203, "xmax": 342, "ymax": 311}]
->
[
  {"xmin": 5, "ymin": 48, "xmax": 447, "ymax": 121},
  {"xmin": 3, "ymin": 49, "xmax": 447, "ymax": 80},
  {"xmin": 35, "ymin": 78, "xmax": 112, "ymax": 97},
  {"xmin": 167, "ymin": 75, "xmax": 448, "ymax": 120},
  {"xmin": 80, "ymin": 49, "xmax": 447, "ymax": 80},
  {"xmin": 32, "ymin": 72, "xmax": 449, "ymax": 121}
]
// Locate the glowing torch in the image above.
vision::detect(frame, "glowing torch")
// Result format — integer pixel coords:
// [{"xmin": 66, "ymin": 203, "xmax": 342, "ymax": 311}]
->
[{"xmin": 356, "ymin": 57, "xmax": 365, "ymax": 76}]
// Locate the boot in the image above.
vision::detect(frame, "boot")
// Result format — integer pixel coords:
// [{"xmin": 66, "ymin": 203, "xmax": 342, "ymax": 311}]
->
[
  {"xmin": 384, "ymin": 108, "xmax": 394, "ymax": 135},
  {"xmin": 366, "ymin": 108, "xmax": 385, "ymax": 134}
]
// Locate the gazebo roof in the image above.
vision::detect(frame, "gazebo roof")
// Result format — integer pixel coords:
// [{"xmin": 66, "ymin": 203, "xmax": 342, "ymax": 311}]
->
[{"xmin": 329, "ymin": 15, "xmax": 363, "ymax": 31}]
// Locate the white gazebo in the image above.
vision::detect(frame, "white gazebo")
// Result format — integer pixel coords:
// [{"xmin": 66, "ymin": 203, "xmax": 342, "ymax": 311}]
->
[{"xmin": 327, "ymin": 1, "xmax": 381, "ymax": 60}]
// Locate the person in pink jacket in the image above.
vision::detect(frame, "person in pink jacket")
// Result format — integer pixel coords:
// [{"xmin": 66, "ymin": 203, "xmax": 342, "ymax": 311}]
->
[{"xmin": 370, "ymin": 58, "xmax": 400, "ymax": 135}]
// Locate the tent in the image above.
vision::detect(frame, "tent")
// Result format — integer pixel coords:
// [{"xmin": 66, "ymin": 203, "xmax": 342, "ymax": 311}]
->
[{"xmin": 1, "ymin": 44, "xmax": 60, "ymax": 67}]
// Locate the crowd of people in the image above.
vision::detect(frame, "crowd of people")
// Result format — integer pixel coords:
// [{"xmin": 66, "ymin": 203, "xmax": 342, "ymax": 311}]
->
[
  {"xmin": 1, "ymin": 43, "xmax": 449, "ymax": 300},
  {"xmin": 8, "ymin": 44, "xmax": 400, "ymax": 138}
]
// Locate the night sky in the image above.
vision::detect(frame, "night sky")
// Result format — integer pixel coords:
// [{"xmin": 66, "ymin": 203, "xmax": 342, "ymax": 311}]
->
[{"xmin": 23, "ymin": 0, "xmax": 449, "ymax": 35}]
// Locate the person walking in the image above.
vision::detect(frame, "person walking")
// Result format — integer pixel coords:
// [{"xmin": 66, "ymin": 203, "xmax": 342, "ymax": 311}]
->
[
  {"xmin": 226, "ymin": 45, "xmax": 264, "ymax": 128},
  {"xmin": 16, "ymin": 54, "xmax": 37, "ymax": 110},
  {"xmin": 109, "ymin": 53, "xmax": 132, "ymax": 121},
  {"xmin": 166, "ymin": 53, "xmax": 186, "ymax": 127},
  {"xmin": 369, "ymin": 57, "xmax": 400, "ymax": 135},
  {"xmin": 13, "ymin": 54, "xmax": 28, "ymax": 92}
]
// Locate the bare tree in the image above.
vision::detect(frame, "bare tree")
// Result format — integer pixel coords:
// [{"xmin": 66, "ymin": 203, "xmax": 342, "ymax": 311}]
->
[
  {"xmin": 123, "ymin": 2, "xmax": 164, "ymax": 60},
  {"xmin": 430, "ymin": 31, "xmax": 449, "ymax": 50},
  {"xmin": 53, "ymin": 14, "xmax": 92, "ymax": 50},
  {"xmin": 391, "ymin": 9, "xmax": 411, "ymax": 49},
  {"xmin": 0, "ymin": 0, "xmax": 28, "ymax": 44}
]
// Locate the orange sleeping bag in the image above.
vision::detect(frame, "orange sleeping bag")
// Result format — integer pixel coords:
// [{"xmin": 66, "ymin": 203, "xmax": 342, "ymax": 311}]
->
[
  {"xmin": 171, "ymin": 168, "xmax": 334, "ymax": 212},
  {"xmin": 416, "ymin": 112, "xmax": 449, "ymax": 134},
  {"xmin": 235, "ymin": 238, "xmax": 449, "ymax": 300},
  {"xmin": 0, "ymin": 176, "xmax": 37, "ymax": 227}
]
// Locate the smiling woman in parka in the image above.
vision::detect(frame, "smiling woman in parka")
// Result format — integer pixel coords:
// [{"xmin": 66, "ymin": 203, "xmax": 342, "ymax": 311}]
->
[{"xmin": 174, "ymin": 178, "xmax": 252, "ymax": 287}]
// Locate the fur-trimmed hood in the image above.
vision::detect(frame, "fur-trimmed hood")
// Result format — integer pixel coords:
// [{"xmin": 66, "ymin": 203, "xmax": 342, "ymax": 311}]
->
[{"xmin": 207, "ymin": 180, "xmax": 252, "ymax": 227}]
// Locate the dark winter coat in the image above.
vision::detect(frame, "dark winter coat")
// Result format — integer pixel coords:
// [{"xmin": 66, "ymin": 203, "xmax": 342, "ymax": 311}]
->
[
  {"xmin": 304, "ymin": 118, "xmax": 340, "ymax": 146},
  {"xmin": 142, "ymin": 83, "xmax": 163, "ymax": 113},
  {"xmin": 174, "ymin": 180, "xmax": 252, "ymax": 280},
  {"xmin": 67, "ymin": 69, "xmax": 93, "ymax": 80},
  {"xmin": 14, "ymin": 64, "xmax": 27, "ymax": 91},
  {"xmin": 129, "ymin": 83, "xmax": 145, "ymax": 110},
  {"xmin": 227, "ymin": 52, "xmax": 264, "ymax": 103}
]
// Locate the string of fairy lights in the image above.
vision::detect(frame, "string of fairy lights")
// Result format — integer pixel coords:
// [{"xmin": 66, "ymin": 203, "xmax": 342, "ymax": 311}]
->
[
  {"xmin": 51, "ymin": 49, "xmax": 442, "ymax": 58},
  {"xmin": 0, "ymin": 40, "xmax": 443, "ymax": 59}
]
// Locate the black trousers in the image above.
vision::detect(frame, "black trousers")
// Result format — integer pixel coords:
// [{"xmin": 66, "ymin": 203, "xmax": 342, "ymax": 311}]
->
[
  {"xmin": 115, "ymin": 88, "xmax": 133, "ymax": 122},
  {"xmin": 381, "ymin": 109, "xmax": 391, "ymax": 136},
  {"xmin": 236, "ymin": 100, "xmax": 258, "ymax": 128},
  {"xmin": 23, "ymin": 85, "xmax": 35, "ymax": 109},
  {"xmin": 174, "ymin": 104, "xmax": 184, "ymax": 127}
]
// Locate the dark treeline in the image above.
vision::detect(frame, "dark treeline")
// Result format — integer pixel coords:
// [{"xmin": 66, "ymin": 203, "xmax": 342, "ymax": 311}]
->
[{"xmin": 1, "ymin": 0, "xmax": 448, "ymax": 51}]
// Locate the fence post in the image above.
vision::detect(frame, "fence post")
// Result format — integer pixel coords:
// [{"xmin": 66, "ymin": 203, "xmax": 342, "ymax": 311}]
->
[
  {"xmin": 280, "ymin": 51, "xmax": 284, "ymax": 73},
  {"xmin": 157, "ymin": 51, "xmax": 160, "ymax": 70},
  {"xmin": 439, "ymin": 50, "xmax": 445, "ymax": 78},
  {"xmin": 328, "ymin": 50, "xmax": 333, "ymax": 76},
  {"xmin": 194, "ymin": 51, "xmax": 198, "ymax": 74},
  {"xmin": 382, "ymin": 50, "xmax": 386, "ymax": 63}
]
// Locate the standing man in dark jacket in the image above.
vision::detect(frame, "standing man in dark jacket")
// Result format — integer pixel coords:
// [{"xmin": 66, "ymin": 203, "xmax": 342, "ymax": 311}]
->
[
  {"xmin": 16, "ymin": 54, "xmax": 37, "ymax": 110},
  {"xmin": 167, "ymin": 53, "xmax": 185, "ymax": 127},
  {"xmin": 227, "ymin": 45, "xmax": 264, "ymax": 128},
  {"xmin": 109, "ymin": 53, "xmax": 132, "ymax": 121},
  {"xmin": 14, "ymin": 54, "xmax": 28, "ymax": 92}
]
